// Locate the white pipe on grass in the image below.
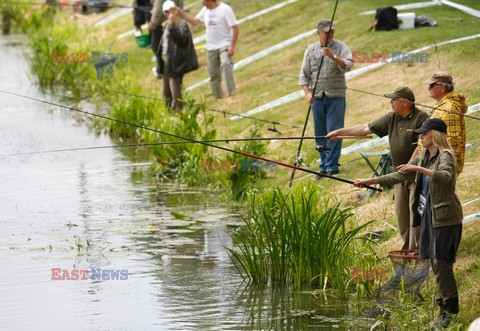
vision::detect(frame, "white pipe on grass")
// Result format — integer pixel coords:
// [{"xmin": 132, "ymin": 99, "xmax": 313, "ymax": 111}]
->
[
  {"xmin": 439, "ymin": 0, "xmax": 480, "ymax": 19},
  {"xmin": 463, "ymin": 213, "xmax": 480, "ymax": 224},
  {"xmin": 94, "ymin": 8, "xmax": 131, "ymax": 28}
]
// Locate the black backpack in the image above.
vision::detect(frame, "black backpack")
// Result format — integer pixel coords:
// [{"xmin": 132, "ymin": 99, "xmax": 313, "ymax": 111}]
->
[{"xmin": 374, "ymin": 7, "xmax": 399, "ymax": 31}]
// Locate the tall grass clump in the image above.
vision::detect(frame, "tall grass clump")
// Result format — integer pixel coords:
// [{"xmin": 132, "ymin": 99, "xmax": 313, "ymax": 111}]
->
[
  {"xmin": 105, "ymin": 93, "xmax": 160, "ymax": 138},
  {"xmin": 26, "ymin": 21, "xmax": 94, "ymax": 99},
  {"xmin": 143, "ymin": 98, "xmax": 216, "ymax": 184},
  {"xmin": 227, "ymin": 183, "xmax": 373, "ymax": 296},
  {"xmin": 103, "ymin": 93, "xmax": 217, "ymax": 186},
  {"xmin": 1, "ymin": 1, "xmax": 53, "ymax": 33},
  {"xmin": 219, "ymin": 127, "xmax": 269, "ymax": 199}
]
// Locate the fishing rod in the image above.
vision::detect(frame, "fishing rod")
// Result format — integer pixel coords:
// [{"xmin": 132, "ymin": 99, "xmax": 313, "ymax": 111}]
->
[
  {"xmin": 0, "ymin": 89, "xmax": 382, "ymax": 192},
  {"xmin": 347, "ymin": 87, "xmax": 480, "ymax": 121},
  {"xmin": 99, "ymin": 88, "xmax": 301, "ymax": 129},
  {"xmin": 0, "ymin": 136, "xmax": 371, "ymax": 157},
  {"xmin": 289, "ymin": 0, "xmax": 339, "ymax": 187},
  {"xmin": 0, "ymin": 1, "xmax": 153, "ymax": 13}
]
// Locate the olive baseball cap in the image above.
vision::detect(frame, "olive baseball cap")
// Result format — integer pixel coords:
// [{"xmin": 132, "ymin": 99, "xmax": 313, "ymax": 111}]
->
[
  {"xmin": 316, "ymin": 19, "xmax": 335, "ymax": 32},
  {"xmin": 384, "ymin": 86, "xmax": 415, "ymax": 102},
  {"xmin": 413, "ymin": 118, "xmax": 447, "ymax": 134}
]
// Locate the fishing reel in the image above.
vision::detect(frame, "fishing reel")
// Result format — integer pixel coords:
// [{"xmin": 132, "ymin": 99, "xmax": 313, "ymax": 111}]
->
[
  {"xmin": 294, "ymin": 156, "xmax": 304, "ymax": 166},
  {"xmin": 316, "ymin": 144, "xmax": 331, "ymax": 152}
]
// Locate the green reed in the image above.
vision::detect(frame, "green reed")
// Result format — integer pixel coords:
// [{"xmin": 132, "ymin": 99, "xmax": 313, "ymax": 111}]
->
[
  {"xmin": 27, "ymin": 22, "xmax": 94, "ymax": 99},
  {"xmin": 1, "ymin": 0, "xmax": 53, "ymax": 33},
  {"xmin": 106, "ymin": 92, "xmax": 160, "ymax": 138},
  {"xmin": 103, "ymin": 92, "xmax": 217, "ymax": 186},
  {"xmin": 228, "ymin": 183, "xmax": 372, "ymax": 296}
]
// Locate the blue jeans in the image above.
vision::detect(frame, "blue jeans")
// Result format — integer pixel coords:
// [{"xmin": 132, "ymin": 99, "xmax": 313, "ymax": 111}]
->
[{"xmin": 312, "ymin": 95, "xmax": 346, "ymax": 172}]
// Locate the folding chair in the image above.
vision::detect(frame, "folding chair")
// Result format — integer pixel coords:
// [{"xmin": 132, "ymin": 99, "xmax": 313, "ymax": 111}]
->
[{"xmin": 359, "ymin": 149, "xmax": 395, "ymax": 195}]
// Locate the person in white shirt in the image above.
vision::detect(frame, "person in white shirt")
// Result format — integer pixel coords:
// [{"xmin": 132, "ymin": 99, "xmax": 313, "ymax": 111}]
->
[{"xmin": 173, "ymin": 0, "xmax": 239, "ymax": 99}]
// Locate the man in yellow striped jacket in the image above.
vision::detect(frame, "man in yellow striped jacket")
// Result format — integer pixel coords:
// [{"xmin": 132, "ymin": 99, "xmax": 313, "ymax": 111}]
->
[{"xmin": 416, "ymin": 72, "xmax": 467, "ymax": 174}]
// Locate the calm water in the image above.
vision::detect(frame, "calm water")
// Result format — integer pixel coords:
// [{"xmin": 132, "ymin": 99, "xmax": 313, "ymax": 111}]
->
[{"xmin": 0, "ymin": 35, "xmax": 373, "ymax": 330}]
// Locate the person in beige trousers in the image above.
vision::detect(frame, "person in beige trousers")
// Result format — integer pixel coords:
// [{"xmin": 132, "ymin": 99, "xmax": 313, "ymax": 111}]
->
[{"xmin": 172, "ymin": 0, "xmax": 239, "ymax": 99}]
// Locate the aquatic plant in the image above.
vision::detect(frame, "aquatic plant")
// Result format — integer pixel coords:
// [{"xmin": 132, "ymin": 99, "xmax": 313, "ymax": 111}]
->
[
  {"xmin": 106, "ymin": 93, "xmax": 160, "ymax": 138},
  {"xmin": 227, "ymin": 183, "xmax": 372, "ymax": 296},
  {"xmin": 26, "ymin": 22, "xmax": 94, "ymax": 99},
  {"xmin": 219, "ymin": 127, "xmax": 269, "ymax": 199},
  {"xmin": 0, "ymin": 0, "xmax": 53, "ymax": 33},
  {"xmin": 103, "ymin": 92, "xmax": 217, "ymax": 186},
  {"xmin": 143, "ymin": 97, "xmax": 217, "ymax": 184}
]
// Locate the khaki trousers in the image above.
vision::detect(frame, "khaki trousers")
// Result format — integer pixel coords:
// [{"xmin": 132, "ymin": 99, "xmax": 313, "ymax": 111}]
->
[
  {"xmin": 207, "ymin": 47, "xmax": 235, "ymax": 98},
  {"xmin": 394, "ymin": 181, "xmax": 419, "ymax": 249}
]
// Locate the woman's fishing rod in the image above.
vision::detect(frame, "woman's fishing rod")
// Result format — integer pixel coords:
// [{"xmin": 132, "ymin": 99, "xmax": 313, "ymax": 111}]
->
[
  {"xmin": 0, "ymin": 89, "xmax": 382, "ymax": 192},
  {"xmin": 289, "ymin": 0, "xmax": 339, "ymax": 187},
  {"xmin": 1, "ymin": 136, "xmax": 371, "ymax": 157}
]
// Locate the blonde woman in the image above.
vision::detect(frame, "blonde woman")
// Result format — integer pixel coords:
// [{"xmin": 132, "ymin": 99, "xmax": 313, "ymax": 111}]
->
[{"xmin": 354, "ymin": 118, "xmax": 462, "ymax": 329}]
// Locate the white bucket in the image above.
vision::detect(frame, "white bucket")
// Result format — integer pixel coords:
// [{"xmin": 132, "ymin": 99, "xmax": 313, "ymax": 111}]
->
[{"xmin": 398, "ymin": 13, "xmax": 416, "ymax": 30}]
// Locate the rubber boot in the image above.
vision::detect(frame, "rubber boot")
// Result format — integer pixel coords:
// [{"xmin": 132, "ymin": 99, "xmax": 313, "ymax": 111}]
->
[
  {"xmin": 442, "ymin": 296, "xmax": 459, "ymax": 329},
  {"xmin": 431, "ymin": 298, "xmax": 446, "ymax": 330}
]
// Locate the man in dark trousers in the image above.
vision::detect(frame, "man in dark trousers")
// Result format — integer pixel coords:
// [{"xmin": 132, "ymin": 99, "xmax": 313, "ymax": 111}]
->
[{"xmin": 132, "ymin": 0, "xmax": 153, "ymax": 34}]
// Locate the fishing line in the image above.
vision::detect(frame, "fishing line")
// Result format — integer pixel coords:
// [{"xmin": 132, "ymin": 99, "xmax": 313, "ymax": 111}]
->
[
  {"xmin": 0, "ymin": 136, "xmax": 370, "ymax": 157},
  {"xmin": 347, "ymin": 87, "xmax": 480, "ymax": 121},
  {"xmin": 268, "ymin": 74, "xmax": 480, "ymax": 121},
  {"xmin": 0, "ymin": 89, "xmax": 381, "ymax": 192},
  {"xmin": 98, "ymin": 88, "xmax": 301, "ymax": 129},
  {"xmin": 268, "ymin": 72, "xmax": 298, "ymax": 80},
  {"xmin": 289, "ymin": 0, "xmax": 339, "ymax": 187},
  {"xmin": 0, "ymin": 1, "xmax": 153, "ymax": 13}
]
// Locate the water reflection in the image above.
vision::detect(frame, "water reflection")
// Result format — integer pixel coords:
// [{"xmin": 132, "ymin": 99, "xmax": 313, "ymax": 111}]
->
[{"xmin": 236, "ymin": 285, "xmax": 376, "ymax": 330}]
